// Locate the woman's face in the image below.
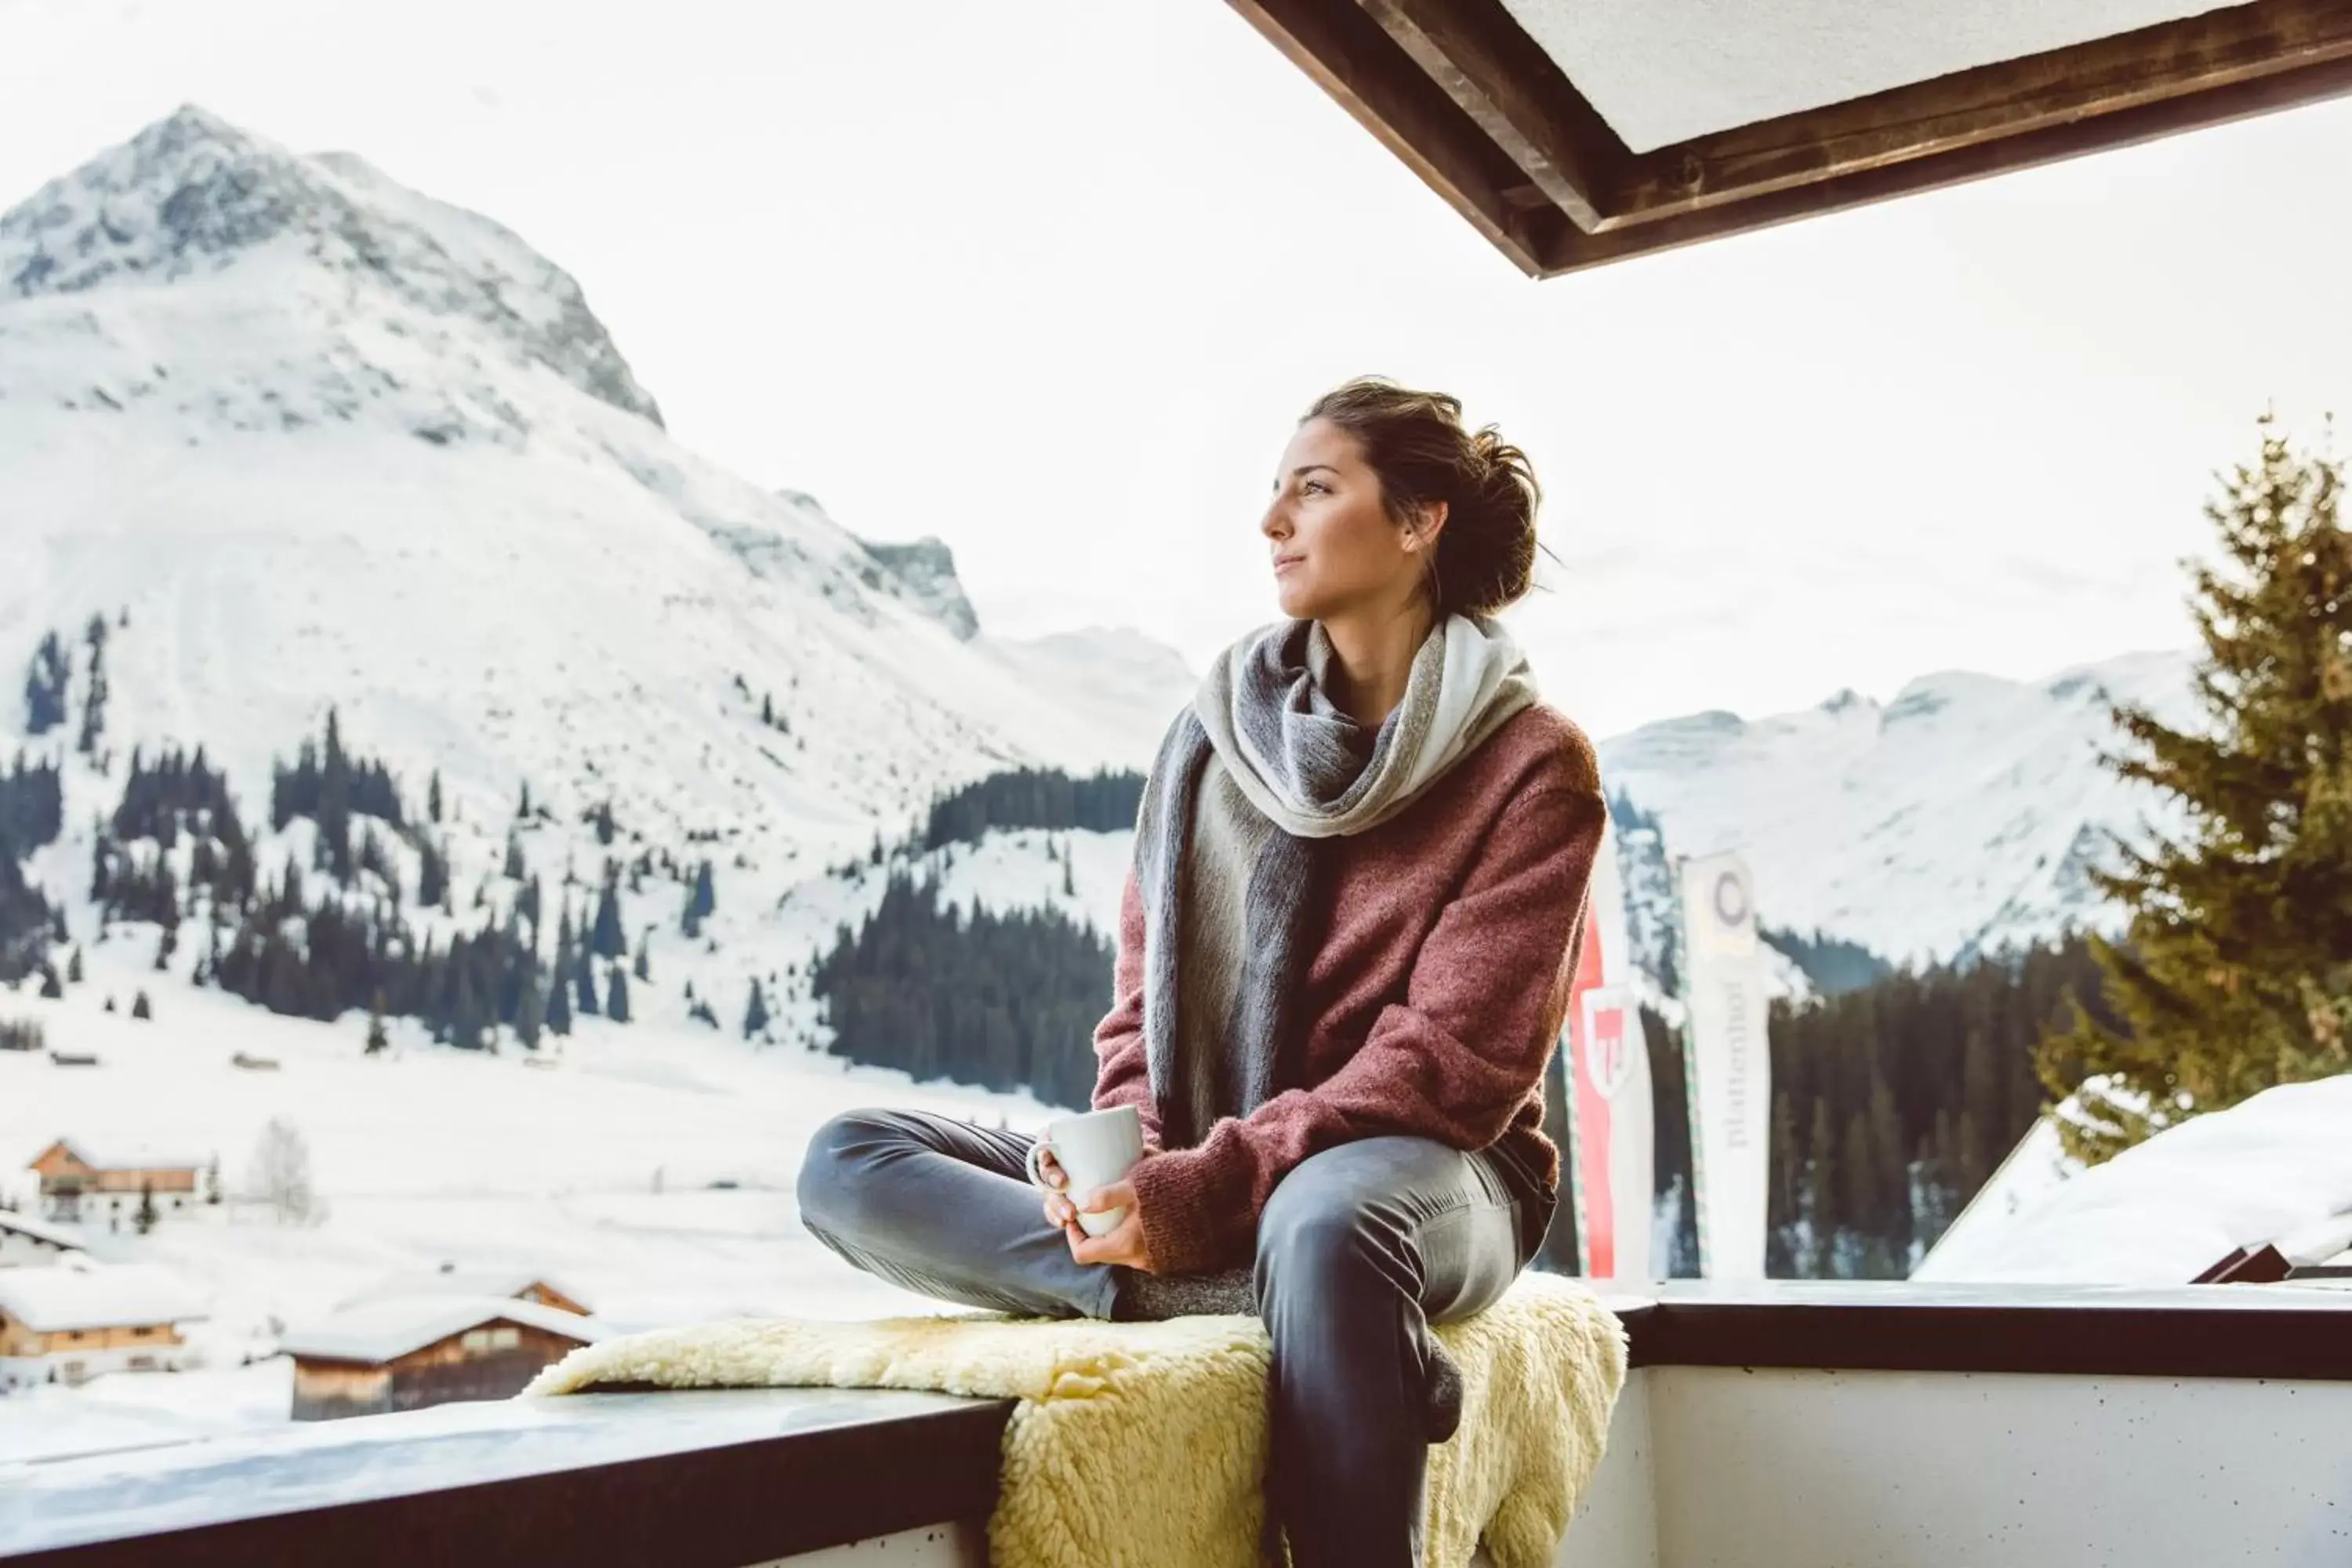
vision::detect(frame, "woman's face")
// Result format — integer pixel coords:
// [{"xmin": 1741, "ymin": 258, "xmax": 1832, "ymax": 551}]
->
[{"xmin": 1261, "ymin": 417, "xmax": 1436, "ymax": 622}]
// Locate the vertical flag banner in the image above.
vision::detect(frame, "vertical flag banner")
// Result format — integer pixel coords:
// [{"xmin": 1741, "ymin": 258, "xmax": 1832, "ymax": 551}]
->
[
  {"xmin": 1565, "ymin": 815, "xmax": 1653, "ymax": 1279},
  {"xmin": 1678, "ymin": 850, "xmax": 1771, "ymax": 1280}
]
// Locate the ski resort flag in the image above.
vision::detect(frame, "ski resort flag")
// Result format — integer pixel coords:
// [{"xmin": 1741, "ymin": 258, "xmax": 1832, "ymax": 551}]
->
[
  {"xmin": 1679, "ymin": 851, "xmax": 1771, "ymax": 1280},
  {"xmin": 1565, "ymin": 815, "xmax": 1653, "ymax": 1280}
]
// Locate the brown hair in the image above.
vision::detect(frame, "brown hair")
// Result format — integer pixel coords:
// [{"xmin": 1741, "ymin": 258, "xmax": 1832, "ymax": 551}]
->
[{"xmin": 1305, "ymin": 376, "xmax": 1541, "ymax": 619}]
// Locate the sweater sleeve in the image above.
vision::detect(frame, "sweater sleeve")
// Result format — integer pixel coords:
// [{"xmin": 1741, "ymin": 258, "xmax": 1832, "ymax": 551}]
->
[
  {"xmin": 1128, "ymin": 780, "xmax": 1605, "ymax": 1274},
  {"xmin": 1087, "ymin": 866, "xmax": 1164, "ymax": 1151}
]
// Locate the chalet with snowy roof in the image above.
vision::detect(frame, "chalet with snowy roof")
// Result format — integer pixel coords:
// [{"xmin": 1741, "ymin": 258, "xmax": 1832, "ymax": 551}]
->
[
  {"xmin": 0, "ymin": 1209, "xmax": 88, "ymax": 1268},
  {"xmin": 0, "ymin": 1263, "xmax": 205, "ymax": 1390},
  {"xmin": 339, "ymin": 1262, "xmax": 590, "ymax": 1317},
  {"xmin": 280, "ymin": 1296, "xmax": 605, "ymax": 1421},
  {"xmin": 28, "ymin": 1138, "xmax": 203, "ymax": 1229}
]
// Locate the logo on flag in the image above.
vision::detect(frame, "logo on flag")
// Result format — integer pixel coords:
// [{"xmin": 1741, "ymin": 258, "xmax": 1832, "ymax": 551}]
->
[{"xmin": 1580, "ymin": 985, "xmax": 1635, "ymax": 1100}]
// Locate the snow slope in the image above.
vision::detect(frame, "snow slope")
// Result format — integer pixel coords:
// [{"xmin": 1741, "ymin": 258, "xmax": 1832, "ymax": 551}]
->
[
  {"xmin": 0, "ymin": 105, "xmax": 1189, "ymax": 872},
  {"xmin": 1597, "ymin": 649, "xmax": 2199, "ymax": 967},
  {"xmin": 0, "ymin": 106, "xmax": 1196, "ymax": 1461},
  {"xmin": 1915, "ymin": 1076, "xmax": 2352, "ymax": 1284},
  {"xmin": 0, "ymin": 943, "xmax": 1054, "ymax": 1461}
]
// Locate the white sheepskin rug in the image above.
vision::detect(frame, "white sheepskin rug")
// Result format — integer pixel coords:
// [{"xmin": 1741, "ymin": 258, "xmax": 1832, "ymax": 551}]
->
[{"xmin": 525, "ymin": 1270, "xmax": 1625, "ymax": 1568}]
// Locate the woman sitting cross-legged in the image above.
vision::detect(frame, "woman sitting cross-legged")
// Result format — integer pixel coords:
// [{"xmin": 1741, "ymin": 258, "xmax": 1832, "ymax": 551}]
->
[{"xmin": 797, "ymin": 376, "xmax": 1606, "ymax": 1568}]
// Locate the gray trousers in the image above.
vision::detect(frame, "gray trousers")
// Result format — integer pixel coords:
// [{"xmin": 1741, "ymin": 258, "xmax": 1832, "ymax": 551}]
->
[{"xmin": 797, "ymin": 1108, "xmax": 1537, "ymax": 1568}]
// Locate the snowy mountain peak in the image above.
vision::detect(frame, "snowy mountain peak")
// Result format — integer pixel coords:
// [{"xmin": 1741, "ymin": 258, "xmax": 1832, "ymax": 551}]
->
[
  {"xmin": 1598, "ymin": 648, "xmax": 2201, "ymax": 966},
  {"xmin": 1818, "ymin": 687, "xmax": 1875, "ymax": 716},
  {"xmin": 0, "ymin": 105, "xmax": 661, "ymax": 426},
  {"xmin": 853, "ymin": 533, "xmax": 981, "ymax": 641}
]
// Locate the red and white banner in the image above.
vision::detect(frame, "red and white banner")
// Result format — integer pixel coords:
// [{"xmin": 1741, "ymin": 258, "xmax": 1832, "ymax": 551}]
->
[
  {"xmin": 1566, "ymin": 815, "xmax": 1652, "ymax": 1280},
  {"xmin": 1679, "ymin": 850, "xmax": 1771, "ymax": 1280}
]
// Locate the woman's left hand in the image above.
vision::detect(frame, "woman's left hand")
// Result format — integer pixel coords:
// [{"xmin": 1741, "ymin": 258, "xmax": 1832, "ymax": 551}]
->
[{"xmin": 1066, "ymin": 1176, "xmax": 1156, "ymax": 1272}]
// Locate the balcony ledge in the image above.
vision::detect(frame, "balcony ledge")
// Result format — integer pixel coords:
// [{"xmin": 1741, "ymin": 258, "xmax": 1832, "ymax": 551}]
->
[{"xmin": 5, "ymin": 1280, "xmax": 2350, "ymax": 1566}]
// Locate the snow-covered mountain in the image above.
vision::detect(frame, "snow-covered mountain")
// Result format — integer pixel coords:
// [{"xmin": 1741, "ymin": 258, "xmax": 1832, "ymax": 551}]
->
[
  {"xmin": 0, "ymin": 106, "xmax": 1190, "ymax": 1017},
  {"xmin": 1598, "ymin": 649, "xmax": 2200, "ymax": 970}
]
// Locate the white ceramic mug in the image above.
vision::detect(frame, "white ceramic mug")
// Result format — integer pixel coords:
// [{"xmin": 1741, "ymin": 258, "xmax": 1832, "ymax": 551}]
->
[{"xmin": 1023, "ymin": 1105, "xmax": 1144, "ymax": 1237}]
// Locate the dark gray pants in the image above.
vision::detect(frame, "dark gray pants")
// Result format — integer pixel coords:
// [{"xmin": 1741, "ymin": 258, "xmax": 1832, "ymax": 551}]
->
[{"xmin": 797, "ymin": 1108, "xmax": 1536, "ymax": 1568}]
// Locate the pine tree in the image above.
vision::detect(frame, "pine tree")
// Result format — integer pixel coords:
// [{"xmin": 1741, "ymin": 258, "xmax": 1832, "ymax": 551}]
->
[
  {"xmin": 1802, "ymin": 1098, "xmax": 1837, "ymax": 1278},
  {"xmin": 2038, "ymin": 417, "xmax": 2352, "ymax": 1161},
  {"xmin": 67, "ymin": 945, "xmax": 82, "ymax": 983},
  {"xmin": 1768, "ymin": 1091, "xmax": 1801, "ymax": 1250},
  {"xmin": 573, "ymin": 932, "xmax": 599, "ymax": 1018},
  {"xmin": 606, "ymin": 963, "xmax": 631, "ymax": 1023},
  {"xmin": 130, "ymin": 989, "xmax": 152, "ymax": 1021},
  {"xmin": 504, "ymin": 833, "xmax": 525, "ymax": 880},
  {"xmin": 516, "ymin": 966, "xmax": 546, "ymax": 1050},
  {"xmin": 135, "ymin": 1180, "xmax": 157, "ymax": 1235},
  {"xmin": 23, "ymin": 631, "xmax": 68, "ymax": 736},
  {"xmin": 591, "ymin": 873, "xmax": 624, "ymax": 958},
  {"xmin": 633, "ymin": 936, "xmax": 651, "ymax": 983},
  {"xmin": 450, "ymin": 967, "xmax": 484, "ymax": 1051},
  {"xmin": 545, "ymin": 947, "xmax": 573, "ymax": 1036},
  {"xmin": 428, "ymin": 770, "xmax": 444, "ymax": 823},
  {"xmin": 743, "ymin": 978, "xmax": 770, "ymax": 1040},
  {"xmin": 365, "ymin": 992, "xmax": 390, "ymax": 1055}
]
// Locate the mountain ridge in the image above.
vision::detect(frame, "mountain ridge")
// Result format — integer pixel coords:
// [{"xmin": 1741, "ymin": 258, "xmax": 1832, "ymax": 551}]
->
[{"xmin": 1596, "ymin": 646, "xmax": 2198, "ymax": 969}]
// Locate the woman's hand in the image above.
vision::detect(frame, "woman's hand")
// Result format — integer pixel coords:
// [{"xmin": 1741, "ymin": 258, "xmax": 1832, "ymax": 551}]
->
[
  {"xmin": 1036, "ymin": 1148, "xmax": 1080, "ymax": 1231},
  {"xmin": 1066, "ymin": 1176, "xmax": 1155, "ymax": 1272}
]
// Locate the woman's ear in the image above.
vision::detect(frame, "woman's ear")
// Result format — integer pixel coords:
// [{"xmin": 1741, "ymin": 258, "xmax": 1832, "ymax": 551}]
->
[{"xmin": 1404, "ymin": 499, "xmax": 1450, "ymax": 552}]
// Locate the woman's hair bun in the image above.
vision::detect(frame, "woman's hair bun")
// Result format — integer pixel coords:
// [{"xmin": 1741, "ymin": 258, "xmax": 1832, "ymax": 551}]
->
[{"xmin": 1306, "ymin": 377, "xmax": 1540, "ymax": 618}]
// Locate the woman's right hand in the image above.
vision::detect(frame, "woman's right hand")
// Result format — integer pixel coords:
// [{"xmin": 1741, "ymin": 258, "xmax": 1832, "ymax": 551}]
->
[{"xmin": 1036, "ymin": 1148, "xmax": 1079, "ymax": 1231}]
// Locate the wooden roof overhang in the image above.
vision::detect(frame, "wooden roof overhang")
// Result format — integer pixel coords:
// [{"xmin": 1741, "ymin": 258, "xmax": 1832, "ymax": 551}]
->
[{"xmin": 1226, "ymin": 0, "xmax": 2352, "ymax": 275}]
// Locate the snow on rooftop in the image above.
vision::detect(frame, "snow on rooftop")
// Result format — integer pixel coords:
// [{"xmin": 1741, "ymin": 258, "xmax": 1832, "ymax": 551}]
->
[
  {"xmin": 278, "ymin": 1294, "xmax": 605, "ymax": 1366},
  {"xmin": 0, "ymin": 1264, "xmax": 205, "ymax": 1331},
  {"xmin": 337, "ymin": 1266, "xmax": 588, "ymax": 1313},
  {"xmin": 1918, "ymin": 1074, "xmax": 2352, "ymax": 1284},
  {"xmin": 1503, "ymin": 0, "xmax": 2262, "ymax": 152},
  {"xmin": 0, "ymin": 1210, "xmax": 88, "ymax": 1251}
]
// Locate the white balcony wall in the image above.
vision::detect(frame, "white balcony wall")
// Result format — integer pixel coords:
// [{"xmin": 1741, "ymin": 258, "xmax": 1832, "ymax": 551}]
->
[{"xmin": 1563, "ymin": 1366, "xmax": 2352, "ymax": 1568}]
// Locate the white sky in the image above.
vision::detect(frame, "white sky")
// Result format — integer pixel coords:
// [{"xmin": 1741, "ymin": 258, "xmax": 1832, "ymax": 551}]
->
[{"xmin": 4, "ymin": 0, "xmax": 2350, "ymax": 738}]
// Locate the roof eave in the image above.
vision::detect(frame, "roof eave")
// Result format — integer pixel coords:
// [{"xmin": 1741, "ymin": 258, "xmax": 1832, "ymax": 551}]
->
[{"xmin": 1229, "ymin": 0, "xmax": 2352, "ymax": 278}]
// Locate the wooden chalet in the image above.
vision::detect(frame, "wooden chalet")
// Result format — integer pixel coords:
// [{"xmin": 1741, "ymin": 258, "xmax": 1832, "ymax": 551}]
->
[
  {"xmin": 1225, "ymin": 0, "xmax": 2352, "ymax": 275},
  {"xmin": 27, "ymin": 1138, "xmax": 202, "ymax": 1228},
  {"xmin": 0, "ymin": 1263, "xmax": 205, "ymax": 1389},
  {"xmin": 278, "ymin": 1295, "xmax": 605, "ymax": 1421}
]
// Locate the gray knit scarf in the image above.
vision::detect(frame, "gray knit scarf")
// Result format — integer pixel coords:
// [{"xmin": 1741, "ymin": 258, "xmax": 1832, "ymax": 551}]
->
[{"xmin": 1131, "ymin": 614, "xmax": 1537, "ymax": 1150}]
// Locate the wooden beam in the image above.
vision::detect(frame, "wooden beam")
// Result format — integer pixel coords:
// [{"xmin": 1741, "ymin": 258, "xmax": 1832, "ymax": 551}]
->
[
  {"xmin": 1229, "ymin": 0, "xmax": 2352, "ymax": 277},
  {"xmin": 1602, "ymin": 0, "xmax": 2352, "ymax": 229},
  {"xmin": 1534, "ymin": 38, "xmax": 2352, "ymax": 274},
  {"xmin": 1354, "ymin": 0, "xmax": 1626, "ymax": 231},
  {"xmin": 1221, "ymin": 0, "xmax": 1557, "ymax": 276}
]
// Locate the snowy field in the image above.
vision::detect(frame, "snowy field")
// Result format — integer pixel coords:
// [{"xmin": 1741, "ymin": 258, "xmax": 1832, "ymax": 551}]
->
[{"xmin": 0, "ymin": 941, "xmax": 1065, "ymax": 1463}]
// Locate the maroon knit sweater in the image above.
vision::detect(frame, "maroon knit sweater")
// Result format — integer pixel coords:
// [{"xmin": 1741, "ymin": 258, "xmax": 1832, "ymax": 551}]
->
[{"xmin": 1089, "ymin": 703, "xmax": 1607, "ymax": 1276}]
